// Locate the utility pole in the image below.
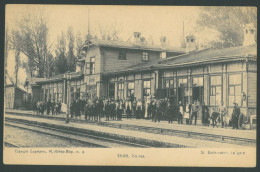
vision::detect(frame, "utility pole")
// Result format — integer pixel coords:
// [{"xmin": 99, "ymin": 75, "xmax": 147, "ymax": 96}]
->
[{"xmin": 66, "ymin": 71, "xmax": 71, "ymax": 123}]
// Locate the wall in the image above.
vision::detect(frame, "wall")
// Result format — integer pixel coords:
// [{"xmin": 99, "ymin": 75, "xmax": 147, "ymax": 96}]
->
[
  {"xmin": 247, "ymin": 61, "xmax": 257, "ymax": 115},
  {"xmin": 85, "ymin": 45, "xmax": 102, "ymax": 74},
  {"xmin": 248, "ymin": 72, "xmax": 257, "ymax": 108},
  {"xmin": 14, "ymin": 88, "xmax": 26, "ymax": 109},
  {"xmin": 101, "ymin": 47, "xmax": 160, "ymax": 72},
  {"xmin": 5, "ymin": 87, "xmax": 15, "ymax": 109},
  {"xmin": 32, "ymin": 86, "xmax": 41, "ymax": 102}
]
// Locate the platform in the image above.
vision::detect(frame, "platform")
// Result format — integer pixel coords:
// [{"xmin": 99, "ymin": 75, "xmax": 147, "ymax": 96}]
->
[{"xmin": 4, "ymin": 109, "xmax": 256, "ymax": 147}]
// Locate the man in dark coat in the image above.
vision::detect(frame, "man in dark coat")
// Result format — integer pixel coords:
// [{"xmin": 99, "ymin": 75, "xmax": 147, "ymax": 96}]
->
[
  {"xmin": 51, "ymin": 100, "xmax": 56, "ymax": 115},
  {"xmin": 132, "ymin": 98, "xmax": 137, "ymax": 118},
  {"xmin": 231, "ymin": 103, "xmax": 240, "ymax": 129},
  {"xmin": 167, "ymin": 101, "xmax": 173, "ymax": 124},
  {"xmin": 46, "ymin": 99, "xmax": 52, "ymax": 115},
  {"xmin": 154, "ymin": 99, "xmax": 161, "ymax": 122},
  {"xmin": 110, "ymin": 100, "xmax": 116, "ymax": 120},
  {"xmin": 84, "ymin": 102, "xmax": 89, "ymax": 121},
  {"xmin": 201, "ymin": 102, "xmax": 209, "ymax": 126},
  {"xmin": 70, "ymin": 99, "xmax": 76, "ymax": 118},
  {"xmin": 57, "ymin": 100, "xmax": 62, "ymax": 114},
  {"xmin": 211, "ymin": 108, "xmax": 220, "ymax": 128},
  {"xmin": 74, "ymin": 99, "xmax": 81, "ymax": 118},
  {"xmin": 104, "ymin": 100, "xmax": 110, "ymax": 121},
  {"xmin": 150, "ymin": 100, "xmax": 156, "ymax": 122},
  {"xmin": 96, "ymin": 98, "xmax": 104, "ymax": 122}
]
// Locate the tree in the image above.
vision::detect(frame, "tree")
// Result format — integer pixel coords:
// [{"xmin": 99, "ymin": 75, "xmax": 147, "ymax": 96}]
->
[
  {"xmin": 76, "ymin": 31, "xmax": 84, "ymax": 59},
  {"xmin": 66, "ymin": 26, "xmax": 76, "ymax": 72},
  {"xmin": 197, "ymin": 7, "xmax": 256, "ymax": 48},
  {"xmin": 14, "ymin": 50, "xmax": 20, "ymax": 86},
  {"xmin": 9, "ymin": 10, "xmax": 54, "ymax": 78},
  {"xmin": 53, "ymin": 32, "xmax": 67, "ymax": 75},
  {"xmin": 95, "ymin": 20, "xmax": 123, "ymax": 41}
]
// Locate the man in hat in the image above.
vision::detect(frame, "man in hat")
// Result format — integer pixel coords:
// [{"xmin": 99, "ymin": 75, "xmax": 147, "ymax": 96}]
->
[
  {"xmin": 46, "ymin": 99, "xmax": 52, "ymax": 115},
  {"xmin": 231, "ymin": 102, "xmax": 240, "ymax": 129},
  {"xmin": 190, "ymin": 100, "xmax": 201, "ymax": 125}
]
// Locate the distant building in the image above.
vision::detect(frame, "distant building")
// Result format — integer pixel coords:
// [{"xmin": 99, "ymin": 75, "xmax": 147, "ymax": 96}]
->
[{"xmin": 4, "ymin": 85, "xmax": 27, "ymax": 109}]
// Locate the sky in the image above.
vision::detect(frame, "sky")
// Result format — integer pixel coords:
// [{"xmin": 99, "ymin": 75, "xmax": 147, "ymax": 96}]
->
[{"xmin": 5, "ymin": 5, "xmax": 221, "ymax": 87}]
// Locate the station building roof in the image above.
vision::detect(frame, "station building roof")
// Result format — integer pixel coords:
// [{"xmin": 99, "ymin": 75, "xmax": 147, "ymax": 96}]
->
[
  {"xmin": 5, "ymin": 84, "xmax": 27, "ymax": 93},
  {"xmin": 30, "ymin": 71, "xmax": 83, "ymax": 85},
  {"xmin": 103, "ymin": 44, "xmax": 257, "ymax": 75},
  {"xmin": 82, "ymin": 38, "xmax": 186, "ymax": 53}
]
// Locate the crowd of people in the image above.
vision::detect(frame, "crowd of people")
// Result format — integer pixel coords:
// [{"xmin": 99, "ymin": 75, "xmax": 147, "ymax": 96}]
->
[
  {"xmin": 32, "ymin": 100, "xmax": 62, "ymax": 116},
  {"xmin": 32, "ymin": 96, "xmax": 246, "ymax": 130}
]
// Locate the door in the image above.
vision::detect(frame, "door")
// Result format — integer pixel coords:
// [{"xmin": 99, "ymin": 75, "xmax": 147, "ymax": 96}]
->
[{"xmin": 192, "ymin": 86, "xmax": 204, "ymax": 104}]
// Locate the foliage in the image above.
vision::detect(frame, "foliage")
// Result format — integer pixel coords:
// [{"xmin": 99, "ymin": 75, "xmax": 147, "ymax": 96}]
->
[
  {"xmin": 95, "ymin": 20, "xmax": 123, "ymax": 41},
  {"xmin": 9, "ymin": 11, "xmax": 54, "ymax": 78},
  {"xmin": 66, "ymin": 26, "xmax": 76, "ymax": 72},
  {"xmin": 53, "ymin": 32, "xmax": 67, "ymax": 75},
  {"xmin": 197, "ymin": 7, "xmax": 257, "ymax": 47}
]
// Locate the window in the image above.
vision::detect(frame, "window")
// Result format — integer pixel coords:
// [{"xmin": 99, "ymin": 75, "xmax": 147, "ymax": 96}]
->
[
  {"xmin": 44, "ymin": 89, "xmax": 48, "ymax": 101},
  {"xmin": 164, "ymin": 79, "xmax": 176, "ymax": 98},
  {"xmin": 193, "ymin": 77, "xmax": 203, "ymax": 86},
  {"xmin": 143, "ymin": 80, "xmax": 151, "ymax": 96},
  {"xmin": 178, "ymin": 78, "xmax": 191, "ymax": 105},
  {"xmin": 165, "ymin": 79, "xmax": 174, "ymax": 88},
  {"xmin": 229, "ymin": 74, "xmax": 242, "ymax": 106},
  {"xmin": 76, "ymin": 88, "xmax": 80, "ymax": 99},
  {"xmin": 90, "ymin": 57, "xmax": 95, "ymax": 74},
  {"xmin": 58, "ymin": 87, "xmax": 62, "ymax": 102},
  {"xmin": 54, "ymin": 87, "xmax": 57, "ymax": 102},
  {"xmin": 109, "ymin": 83, "xmax": 115, "ymax": 98},
  {"xmin": 127, "ymin": 81, "xmax": 135, "ymax": 97},
  {"xmin": 210, "ymin": 75, "xmax": 222, "ymax": 106},
  {"xmin": 118, "ymin": 49, "xmax": 126, "ymax": 60},
  {"xmin": 85, "ymin": 62, "xmax": 90, "ymax": 74},
  {"xmin": 179, "ymin": 78, "xmax": 187, "ymax": 87},
  {"xmin": 117, "ymin": 82, "xmax": 124, "ymax": 100},
  {"xmin": 160, "ymin": 51, "xmax": 166, "ymax": 59},
  {"xmin": 142, "ymin": 52, "xmax": 149, "ymax": 61}
]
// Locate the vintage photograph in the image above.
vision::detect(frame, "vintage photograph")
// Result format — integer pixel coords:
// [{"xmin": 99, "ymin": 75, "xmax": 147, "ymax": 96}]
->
[{"xmin": 3, "ymin": 5, "xmax": 257, "ymax": 166}]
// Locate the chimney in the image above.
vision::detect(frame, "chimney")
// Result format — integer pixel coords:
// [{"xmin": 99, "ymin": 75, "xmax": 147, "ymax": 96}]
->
[
  {"xmin": 185, "ymin": 35, "xmax": 198, "ymax": 53},
  {"xmin": 160, "ymin": 36, "xmax": 167, "ymax": 46},
  {"xmin": 140, "ymin": 37, "xmax": 146, "ymax": 44},
  {"xmin": 243, "ymin": 23, "xmax": 256, "ymax": 46},
  {"xmin": 134, "ymin": 32, "xmax": 141, "ymax": 43}
]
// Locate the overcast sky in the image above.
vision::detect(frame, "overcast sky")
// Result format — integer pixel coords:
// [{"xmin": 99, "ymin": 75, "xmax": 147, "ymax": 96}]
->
[{"xmin": 6, "ymin": 5, "xmax": 220, "ymax": 86}]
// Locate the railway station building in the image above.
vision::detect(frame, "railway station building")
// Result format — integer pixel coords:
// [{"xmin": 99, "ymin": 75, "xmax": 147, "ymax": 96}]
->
[{"xmin": 29, "ymin": 25, "xmax": 257, "ymax": 119}]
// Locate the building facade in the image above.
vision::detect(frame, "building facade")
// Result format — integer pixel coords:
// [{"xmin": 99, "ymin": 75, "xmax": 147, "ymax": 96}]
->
[{"xmin": 29, "ymin": 28, "xmax": 257, "ymax": 119}]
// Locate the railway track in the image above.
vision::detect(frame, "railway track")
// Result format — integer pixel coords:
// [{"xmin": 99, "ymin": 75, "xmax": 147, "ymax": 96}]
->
[
  {"xmin": 5, "ymin": 118, "xmax": 152, "ymax": 148},
  {"xmin": 5, "ymin": 111, "xmax": 256, "ymax": 147},
  {"xmin": 4, "ymin": 141, "xmax": 20, "ymax": 148}
]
